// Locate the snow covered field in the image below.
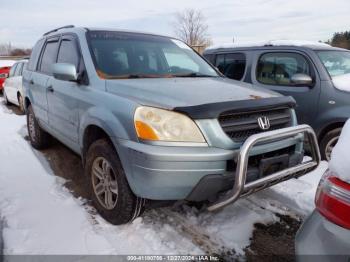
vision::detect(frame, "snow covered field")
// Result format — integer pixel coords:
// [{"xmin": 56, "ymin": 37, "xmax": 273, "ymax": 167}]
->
[{"xmin": 0, "ymin": 98, "xmax": 328, "ymax": 256}]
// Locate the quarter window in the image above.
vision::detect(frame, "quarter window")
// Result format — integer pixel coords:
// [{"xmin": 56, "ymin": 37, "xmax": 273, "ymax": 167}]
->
[
  {"xmin": 215, "ymin": 53, "xmax": 246, "ymax": 80},
  {"xmin": 257, "ymin": 52, "xmax": 311, "ymax": 86},
  {"xmin": 39, "ymin": 40, "xmax": 59, "ymax": 75},
  {"xmin": 57, "ymin": 39, "xmax": 79, "ymax": 69}
]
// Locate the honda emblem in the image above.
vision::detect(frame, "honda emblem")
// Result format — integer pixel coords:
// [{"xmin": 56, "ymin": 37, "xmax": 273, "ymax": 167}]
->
[{"xmin": 257, "ymin": 116, "xmax": 270, "ymax": 130}]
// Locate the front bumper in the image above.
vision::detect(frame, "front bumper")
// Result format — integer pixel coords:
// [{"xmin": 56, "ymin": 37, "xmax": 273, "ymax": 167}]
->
[
  {"xmin": 296, "ymin": 210, "xmax": 350, "ymax": 261},
  {"xmin": 116, "ymin": 125, "xmax": 319, "ymax": 203}
]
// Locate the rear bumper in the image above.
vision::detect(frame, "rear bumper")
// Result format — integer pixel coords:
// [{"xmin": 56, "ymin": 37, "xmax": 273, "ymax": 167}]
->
[
  {"xmin": 115, "ymin": 128, "xmax": 306, "ymax": 201},
  {"xmin": 296, "ymin": 210, "xmax": 350, "ymax": 261}
]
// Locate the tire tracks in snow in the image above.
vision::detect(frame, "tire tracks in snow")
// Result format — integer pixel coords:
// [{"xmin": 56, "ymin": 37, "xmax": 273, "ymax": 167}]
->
[{"xmin": 154, "ymin": 208, "xmax": 237, "ymax": 260}]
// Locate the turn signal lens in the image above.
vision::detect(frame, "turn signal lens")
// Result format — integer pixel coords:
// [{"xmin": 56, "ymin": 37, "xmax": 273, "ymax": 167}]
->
[{"xmin": 135, "ymin": 121, "xmax": 159, "ymax": 141}]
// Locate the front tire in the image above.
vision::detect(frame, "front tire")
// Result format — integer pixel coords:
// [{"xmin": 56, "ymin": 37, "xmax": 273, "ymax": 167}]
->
[
  {"xmin": 27, "ymin": 105, "xmax": 50, "ymax": 149},
  {"xmin": 85, "ymin": 139, "xmax": 144, "ymax": 225},
  {"xmin": 320, "ymin": 128, "xmax": 342, "ymax": 161}
]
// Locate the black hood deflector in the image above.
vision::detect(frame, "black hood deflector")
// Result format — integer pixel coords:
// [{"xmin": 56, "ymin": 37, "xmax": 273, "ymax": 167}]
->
[{"xmin": 174, "ymin": 96, "xmax": 296, "ymax": 119}]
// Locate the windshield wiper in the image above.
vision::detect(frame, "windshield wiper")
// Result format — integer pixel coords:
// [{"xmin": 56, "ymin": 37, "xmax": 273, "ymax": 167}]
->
[
  {"xmin": 173, "ymin": 73, "xmax": 217, "ymax": 78},
  {"xmin": 110, "ymin": 74, "xmax": 163, "ymax": 79}
]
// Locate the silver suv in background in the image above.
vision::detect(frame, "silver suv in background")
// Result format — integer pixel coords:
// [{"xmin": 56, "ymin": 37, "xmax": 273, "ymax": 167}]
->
[{"xmin": 23, "ymin": 26, "xmax": 320, "ymax": 225}]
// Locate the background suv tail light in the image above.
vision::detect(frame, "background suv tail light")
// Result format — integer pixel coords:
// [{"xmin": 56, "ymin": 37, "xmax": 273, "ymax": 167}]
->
[{"xmin": 315, "ymin": 170, "xmax": 350, "ymax": 229}]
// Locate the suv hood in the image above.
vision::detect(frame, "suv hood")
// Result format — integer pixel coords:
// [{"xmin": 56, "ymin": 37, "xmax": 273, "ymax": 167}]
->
[{"xmin": 106, "ymin": 77, "xmax": 279, "ymax": 109}]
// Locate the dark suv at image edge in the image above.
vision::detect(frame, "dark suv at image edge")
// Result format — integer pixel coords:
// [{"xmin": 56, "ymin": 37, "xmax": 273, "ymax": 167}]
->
[{"xmin": 204, "ymin": 42, "xmax": 350, "ymax": 160}]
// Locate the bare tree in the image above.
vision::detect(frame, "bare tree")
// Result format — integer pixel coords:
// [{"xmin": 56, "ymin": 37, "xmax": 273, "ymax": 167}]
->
[
  {"xmin": 173, "ymin": 9, "xmax": 212, "ymax": 49},
  {"xmin": 0, "ymin": 42, "xmax": 12, "ymax": 56},
  {"xmin": 10, "ymin": 48, "xmax": 31, "ymax": 56}
]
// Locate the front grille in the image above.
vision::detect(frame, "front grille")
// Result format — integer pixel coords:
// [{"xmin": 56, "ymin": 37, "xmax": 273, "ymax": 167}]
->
[{"xmin": 219, "ymin": 107, "xmax": 292, "ymax": 142}]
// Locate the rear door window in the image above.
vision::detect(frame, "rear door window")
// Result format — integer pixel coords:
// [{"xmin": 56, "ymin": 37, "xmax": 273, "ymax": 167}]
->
[
  {"xmin": 215, "ymin": 53, "xmax": 246, "ymax": 80},
  {"xmin": 39, "ymin": 39, "xmax": 59, "ymax": 75},
  {"xmin": 257, "ymin": 52, "xmax": 311, "ymax": 86}
]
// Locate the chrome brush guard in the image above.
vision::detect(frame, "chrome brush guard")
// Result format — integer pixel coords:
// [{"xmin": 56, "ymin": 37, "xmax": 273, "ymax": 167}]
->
[{"xmin": 207, "ymin": 124, "xmax": 321, "ymax": 211}]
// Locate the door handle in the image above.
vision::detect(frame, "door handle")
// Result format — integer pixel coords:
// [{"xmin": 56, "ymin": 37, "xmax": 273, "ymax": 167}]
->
[{"xmin": 47, "ymin": 86, "xmax": 54, "ymax": 92}]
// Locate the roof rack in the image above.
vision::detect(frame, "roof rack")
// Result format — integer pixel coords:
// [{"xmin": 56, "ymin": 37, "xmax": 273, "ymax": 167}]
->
[{"xmin": 43, "ymin": 25, "xmax": 75, "ymax": 36}]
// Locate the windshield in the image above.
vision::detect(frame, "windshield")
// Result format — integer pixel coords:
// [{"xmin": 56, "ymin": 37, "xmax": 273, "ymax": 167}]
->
[
  {"xmin": 87, "ymin": 31, "xmax": 218, "ymax": 79},
  {"xmin": 317, "ymin": 51, "xmax": 350, "ymax": 78}
]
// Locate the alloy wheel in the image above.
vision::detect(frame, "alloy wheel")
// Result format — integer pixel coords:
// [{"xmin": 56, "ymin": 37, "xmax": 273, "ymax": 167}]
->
[{"xmin": 91, "ymin": 157, "xmax": 119, "ymax": 210}]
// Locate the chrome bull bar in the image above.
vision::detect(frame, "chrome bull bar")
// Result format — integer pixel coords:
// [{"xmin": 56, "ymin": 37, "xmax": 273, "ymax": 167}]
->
[{"xmin": 207, "ymin": 124, "xmax": 321, "ymax": 211}]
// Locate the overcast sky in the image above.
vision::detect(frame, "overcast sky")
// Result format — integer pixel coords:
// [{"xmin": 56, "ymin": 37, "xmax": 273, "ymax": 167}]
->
[{"xmin": 0, "ymin": 0, "xmax": 349, "ymax": 48}]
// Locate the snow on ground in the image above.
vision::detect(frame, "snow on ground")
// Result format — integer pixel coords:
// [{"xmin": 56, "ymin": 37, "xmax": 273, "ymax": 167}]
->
[
  {"xmin": 252, "ymin": 161, "xmax": 328, "ymax": 216},
  {"xmin": 0, "ymin": 98, "xmax": 327, "ymax": 255},
  {"xmin": 0, "ymin": 102, "xmax": 200, "ymax": 255},
  {"xmin": 183, "ymin": 161, "xmax": 327, "ymax": 254}
]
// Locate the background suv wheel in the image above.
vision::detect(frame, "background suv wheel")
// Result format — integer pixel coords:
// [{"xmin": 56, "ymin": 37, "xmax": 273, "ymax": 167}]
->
[{"xmin": 320, "ymin": 128, "xmax": 342, "ymax": 161}]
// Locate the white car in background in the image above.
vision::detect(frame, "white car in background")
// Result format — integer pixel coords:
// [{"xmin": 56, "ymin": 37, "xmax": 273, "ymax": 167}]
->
[{"xmin": 3, "ymin": 60, "xmax": 27, "ymax": 113}]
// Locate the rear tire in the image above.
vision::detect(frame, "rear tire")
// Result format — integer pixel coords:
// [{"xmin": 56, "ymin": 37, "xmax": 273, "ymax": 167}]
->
[
  {"xmin": 27, "ymin": 105, "xmax": 50, "ymax": 149},
  {"xmin": 85, "ymin": 139, "xmax": 144, "ymax": 225},
  {"xmin": 320, "ymin": 128, "xmax": 342, "ymax": 161}
]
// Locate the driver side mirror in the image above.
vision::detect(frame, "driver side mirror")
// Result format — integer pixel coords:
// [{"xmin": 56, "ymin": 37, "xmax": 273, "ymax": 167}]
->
[
  {"xmin": 52, "ymin": 63, "xmax": 78, "ymax": 82},
  {"xmin": 291, "ymin": 73, "xmax": 313, "ymax": 87}
]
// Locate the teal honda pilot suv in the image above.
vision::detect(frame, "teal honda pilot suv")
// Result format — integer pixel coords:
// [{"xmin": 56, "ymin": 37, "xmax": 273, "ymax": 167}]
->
[{"xmin": 23, "ymin": 26, "xmax": 320, "ymax": 225}]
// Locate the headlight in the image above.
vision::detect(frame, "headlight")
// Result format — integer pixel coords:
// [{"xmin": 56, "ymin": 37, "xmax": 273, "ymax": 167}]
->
[{"xmin": 134, "ymin": 106, "xmax": 205, "ymax": 143}]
